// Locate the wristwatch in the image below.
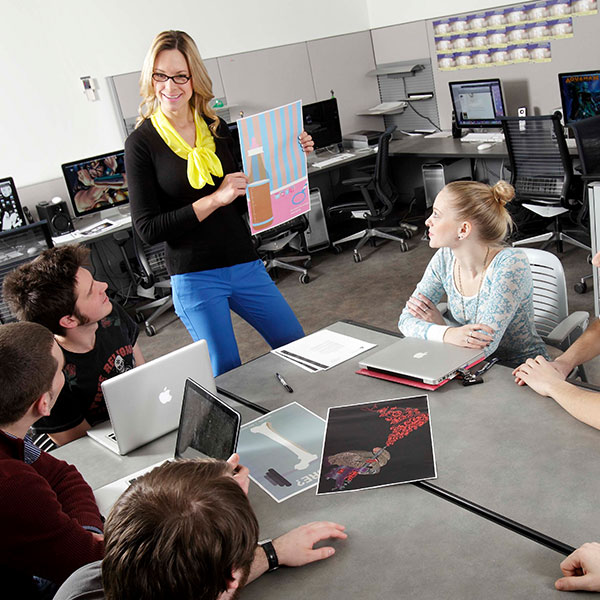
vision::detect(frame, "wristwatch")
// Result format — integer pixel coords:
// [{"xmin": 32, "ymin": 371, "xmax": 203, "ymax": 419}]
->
[{"xmin": 259, "ymin": 539, "xmax": 279, "ymax": 572}]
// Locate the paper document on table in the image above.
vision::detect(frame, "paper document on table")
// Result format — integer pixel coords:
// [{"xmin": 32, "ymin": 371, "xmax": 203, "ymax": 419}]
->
[{"xmin": 272, "ymin": 330, "xmax": 376, "ymax": 372}]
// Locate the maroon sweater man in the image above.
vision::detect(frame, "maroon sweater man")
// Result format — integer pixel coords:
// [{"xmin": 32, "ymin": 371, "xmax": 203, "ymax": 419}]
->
[{"xmin": 0, "ymin": 322, "xmax": 103, "ymax": 597}]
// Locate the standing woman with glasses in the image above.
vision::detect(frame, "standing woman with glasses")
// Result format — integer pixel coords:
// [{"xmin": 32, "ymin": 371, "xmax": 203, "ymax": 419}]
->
[
  {"xmin": 126, "ymin": 31, "xmax": 313, "ymax": 376},
  {"xmin": 398, "ymin": 180, "xmax": 548, "ymax": 367}
]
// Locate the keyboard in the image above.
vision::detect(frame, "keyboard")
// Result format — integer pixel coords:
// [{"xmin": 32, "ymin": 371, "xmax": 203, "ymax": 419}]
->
[
  {"xmin": 311, "ymin": 153, "xmax": 355, "ymax": 168},
  {"xmin": 460, "ymin": 132, "xmax": 505, "ymax": 143}
]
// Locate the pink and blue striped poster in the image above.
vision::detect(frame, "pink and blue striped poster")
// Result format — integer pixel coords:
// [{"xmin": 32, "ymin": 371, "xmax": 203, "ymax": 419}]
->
[{"xmin": 237, "ymin": 100, "xmax": 309, "ymax": 235}]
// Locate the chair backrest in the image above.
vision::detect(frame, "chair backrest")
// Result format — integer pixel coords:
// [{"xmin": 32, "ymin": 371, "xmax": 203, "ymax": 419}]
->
[
  {"xmin": 569, "ymin": 114, "xmax": 600, "ymax": 177},
  {"xmin": 520, "ymin": 247, "xmax": 569, "ymax": 339},
  {"xmin": 132, "ymin": 228, "xmax": 169, "ymax": 288},
  {"xmin": 253, "ymin": 214, "xmax": 308, "ymax": 248},
  {"xmin": 371, "ymin": 125, "xmax": 399, "ymax": 219},
  {"xmin": 501, "ymin": 114, "xmax": 572, "ymax": 208}
]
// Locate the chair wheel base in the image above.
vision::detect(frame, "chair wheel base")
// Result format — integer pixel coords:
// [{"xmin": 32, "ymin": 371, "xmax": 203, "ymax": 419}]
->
[
  {"xmin": 135, "ymin": 312, "xmax": 145, "ymax": 323},
  {"xmin": 331, "ymin": 245, "xmax": 343, "ymax": 255},
  {"xmin": 574, "ymin": 282, "xmax": 588, "ymax": 294},
  {"xmin": 299, "ymin": 273, "xmax": 310, "ymax": 284},
  {"xmin": 145, "ymin": 325, "xmax": 157, "ymax": 337},
  {"xmin": 353, "ymin": 251, "xmax": 362, "ymax": 263}
]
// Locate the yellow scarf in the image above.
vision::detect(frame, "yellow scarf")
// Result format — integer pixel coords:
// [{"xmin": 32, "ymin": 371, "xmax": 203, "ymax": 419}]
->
[{"xmin": 150, "ymin": 109, "xmax": 223, "ymax": 189}]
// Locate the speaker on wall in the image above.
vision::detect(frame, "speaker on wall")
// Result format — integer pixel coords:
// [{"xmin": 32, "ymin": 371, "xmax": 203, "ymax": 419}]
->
[{"xmin": 36, "ymin": 200, "xmax": 74, "ymax": 237}]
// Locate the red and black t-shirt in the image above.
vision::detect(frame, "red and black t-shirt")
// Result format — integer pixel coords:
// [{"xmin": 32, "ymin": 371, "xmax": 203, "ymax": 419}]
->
[{"xmin": 33, "ymin": 303, "xmax": 139, "ymax": 433}]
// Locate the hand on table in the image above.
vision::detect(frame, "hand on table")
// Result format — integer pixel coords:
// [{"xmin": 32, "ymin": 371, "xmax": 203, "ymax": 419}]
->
[
  {"xmin": 227, "ymin": 453, "xmax": 250, "ymax": 495},
  {"xmin": 443, "ymin": 323, "xmax": 494, "ymax": 349},
  {"xmin": 555, "ymin": 542, "xmax": 600, "ymax": 592},
  {"xmin": 511, "ymin": 356, "xmax": 563, "ymax": 396},
  {"xmin": 273, "ymin": 521, "xmax": 347, "ymax": 567},
  {"xmin": 405, "ymin": 293, "xmax": 446, "ymax": 325},
  {"xmin": 298, "ymin": 131, "xmax": 314, "ymax": 155}
]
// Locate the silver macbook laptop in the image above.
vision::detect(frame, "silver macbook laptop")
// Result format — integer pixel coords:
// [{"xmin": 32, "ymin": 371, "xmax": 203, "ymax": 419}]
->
[
  {"xmin": 359, "ymin": 337, "xmax": 484, "ymax": 385},
  {"xmin": 93, "ymin": 378, "xmax": 241, "ymax": 517},
  {"xmin": 87, "ymin": 340, "xmax": 215, "ymax": 455}
]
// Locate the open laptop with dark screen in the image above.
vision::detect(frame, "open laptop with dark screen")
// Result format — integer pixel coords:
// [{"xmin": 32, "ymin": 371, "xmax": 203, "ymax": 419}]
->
[{"xmin": 93, "ymin": 378, "xmax": 240, "ymax": 516}]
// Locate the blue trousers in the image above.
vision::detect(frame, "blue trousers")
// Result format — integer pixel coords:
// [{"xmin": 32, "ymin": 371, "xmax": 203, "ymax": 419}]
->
[{"xmin": 171, "ymin": 260, "xmax": 304, "ymax": 376}]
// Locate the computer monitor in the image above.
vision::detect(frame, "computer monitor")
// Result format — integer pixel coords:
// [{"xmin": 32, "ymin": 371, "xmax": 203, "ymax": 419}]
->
[
  {"xmin": 449, "ymin": 79, "xmax": 506, "ymax": 129},
  {"xmin": 558, "ymin": 70, "xmax": 600, "ymax": 125},
  {"xmin": 0, "ymin": 176, "xmax": 26, "ymax": 233},
  {"xmin": 302, "ymin": 98, "xmax": 342, "ymax": 150},
  {"xmin": 226, "ymin": 121, "xmax": 244, "ymax": 171},
  {"xmin": 61, "ymin": 150, "xmax": 129, "ymax": 218}
]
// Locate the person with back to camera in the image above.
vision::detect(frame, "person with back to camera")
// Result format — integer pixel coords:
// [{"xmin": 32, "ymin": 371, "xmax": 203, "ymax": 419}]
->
[
  {"xmin": 125, "ymin": 30, "xmax": 313, "ymax": 376},
  {"xmin": 398, "ymin": 180, "xmax": 548, "ymax": 368}
]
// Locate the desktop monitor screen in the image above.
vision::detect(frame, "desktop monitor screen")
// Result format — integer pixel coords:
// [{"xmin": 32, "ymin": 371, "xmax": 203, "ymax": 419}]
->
[
  {"xmin": 449, "ymin": 79, "xmax": 506, "ymax": 128},
  {"xmin": 558, "ymin": 70, "xmax": 600, "ymax": 125},
  {"xmin": 0, "ymin": 176, "xmax": 26, "ymax": 233},
  {"xmin": 302, "ymin": 98, "xmax": 342, "ymax": 150},
  {"xmin": 62, "ymin": 150, "xmax": 129, "ymax": 217}
]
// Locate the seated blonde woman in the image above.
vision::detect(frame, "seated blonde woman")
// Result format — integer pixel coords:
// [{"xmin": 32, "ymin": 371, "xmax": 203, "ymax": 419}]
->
[{"xmin": 398, "ymin": 180, "xmax": 548, "ymax": 368}]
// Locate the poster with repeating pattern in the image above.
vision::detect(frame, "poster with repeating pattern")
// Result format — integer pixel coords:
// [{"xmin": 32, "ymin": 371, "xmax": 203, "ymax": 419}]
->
[{"xmin": 237, "ymin": 100, "xmax": 310, "ymax": 235}]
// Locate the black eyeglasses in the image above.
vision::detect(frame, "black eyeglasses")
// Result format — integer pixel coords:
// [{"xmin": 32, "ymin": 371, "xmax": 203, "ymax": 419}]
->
[{"xmin": 152, "ymin": 72, "xmax": 191, "ymax": 84}]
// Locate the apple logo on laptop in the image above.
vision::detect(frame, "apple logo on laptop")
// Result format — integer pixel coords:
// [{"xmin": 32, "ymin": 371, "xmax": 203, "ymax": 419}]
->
[
  {"xmin": 413, "ymin": 352, "xmax": 428, "ymax": 359},
  {"xmin": 158, "ymin": 386, "xmax": 172, "ymax": 404}
]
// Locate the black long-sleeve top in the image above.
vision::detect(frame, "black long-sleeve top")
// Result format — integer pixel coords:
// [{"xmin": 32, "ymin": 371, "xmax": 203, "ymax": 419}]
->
[{"xmin": 124, "ymin": 117, "xmax": 258, "ymax": 276}]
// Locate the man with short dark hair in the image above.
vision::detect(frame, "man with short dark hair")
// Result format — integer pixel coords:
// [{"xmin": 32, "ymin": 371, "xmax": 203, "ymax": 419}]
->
[
  {"xmin": 55, "ymin": 458, "xmax": 347, "ymax": 600},
  {"xmin": 0, "ymin": 321, "xmax": 104, "ymax": 597},
  {"xmin": 3, "ymin": 244, "xmax": 144, "ymax": 445}
]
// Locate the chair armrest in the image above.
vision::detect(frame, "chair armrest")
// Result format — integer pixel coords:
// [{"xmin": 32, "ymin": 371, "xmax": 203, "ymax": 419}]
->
[
  {"xmin": 545, "ymin": 311, "xmax": 590, "ymax": 348},
  {"xmin": 341, "ymin": 176, "xmax": 372, "ymax": 188}
]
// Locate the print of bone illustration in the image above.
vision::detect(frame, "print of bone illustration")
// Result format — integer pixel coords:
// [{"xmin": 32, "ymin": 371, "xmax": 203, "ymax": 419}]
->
[{"xmin": 250, "ymin": 421, "xmax": 317, "ymax": 470}]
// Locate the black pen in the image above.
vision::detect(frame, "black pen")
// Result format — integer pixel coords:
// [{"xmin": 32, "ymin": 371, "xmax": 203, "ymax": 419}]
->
[{"xmin": 275, "ymin": 372, "xmax": 293, "ymax": 393}]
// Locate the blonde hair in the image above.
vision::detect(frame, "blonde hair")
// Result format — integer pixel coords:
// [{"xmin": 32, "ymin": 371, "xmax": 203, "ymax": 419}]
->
[
  {"xmin": 444, "ymin": 180, "xmax": 514, "ymax": 246},
  {"xmin": 137, "ymin": 30, "xmax": 220, "ymax": 135}
]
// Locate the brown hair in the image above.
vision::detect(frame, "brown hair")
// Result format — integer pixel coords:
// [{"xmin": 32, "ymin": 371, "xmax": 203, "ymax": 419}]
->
[
  {"xmin": 444, "ymin": 180, "xmax": 514, "ymax": 246},
  {"xmin": 0, "ymin": 322, "xmax": 57, "ymax": 425},
  {"xmin": 137, "ymin": 30, "xmax": 220, "ymax": 135},
  {"xmin": 102, "ymin": 459, "xmax": 259, "ymax": 600},
  {"xmin": 2, "ymin": 244, "xmax": 90, "ymax": 336}
]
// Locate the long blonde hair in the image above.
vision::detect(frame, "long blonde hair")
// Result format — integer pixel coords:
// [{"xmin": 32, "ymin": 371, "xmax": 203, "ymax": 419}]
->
[
  {"xmin": 137, "ymin": 30, "xmax": 220, "ymax": 135},
  {"xmin": 445, "ymin": 180, "xmax": 515, "ymax": 246}
]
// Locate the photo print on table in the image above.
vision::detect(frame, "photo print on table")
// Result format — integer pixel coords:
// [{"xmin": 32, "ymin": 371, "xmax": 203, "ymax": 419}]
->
[{"xmin": 317, "ymin": 395, "xmax": 436, "ymax": 495}]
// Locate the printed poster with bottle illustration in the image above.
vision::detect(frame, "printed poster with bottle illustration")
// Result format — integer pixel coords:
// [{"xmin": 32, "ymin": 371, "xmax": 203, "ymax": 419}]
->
[{"xmin": 237, "ymin": 100, "xmax": 310, "ymax": 235}]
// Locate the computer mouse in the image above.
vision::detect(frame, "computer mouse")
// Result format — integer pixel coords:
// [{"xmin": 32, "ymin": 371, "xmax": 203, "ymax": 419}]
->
[{"xmin": 477, "ymin": 143, "xmax": 493, "ymax": 151}]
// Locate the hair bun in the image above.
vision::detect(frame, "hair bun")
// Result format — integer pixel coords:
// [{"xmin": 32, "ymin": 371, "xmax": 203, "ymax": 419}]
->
[{"xmin": 491, "ymin": 180, "xmax": 515, "ymax": 207}]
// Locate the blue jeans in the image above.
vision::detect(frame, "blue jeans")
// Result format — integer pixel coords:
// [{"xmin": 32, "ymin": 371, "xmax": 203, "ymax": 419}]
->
[{"xmin": 171, "ymin": 260, "xmax": 304, "ymax": 376}]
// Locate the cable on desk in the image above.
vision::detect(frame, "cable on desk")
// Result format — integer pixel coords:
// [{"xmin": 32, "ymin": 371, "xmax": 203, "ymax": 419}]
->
[
  {"xmin": 406, "ymin": 102, "xmax": 441, "ymax": 132},
  {"xmin": 216, "ymin": 386, "xmax": 269, "ymax": 415},
  {"xmin": 414, "ymin": 480, "xmax": 575, "ymax": 556}
]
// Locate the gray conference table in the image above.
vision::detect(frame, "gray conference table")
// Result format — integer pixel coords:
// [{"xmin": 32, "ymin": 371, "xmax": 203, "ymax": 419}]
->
[{"xmin": 52, "ymin": 320, "xmax": 599, "ymax": 598}]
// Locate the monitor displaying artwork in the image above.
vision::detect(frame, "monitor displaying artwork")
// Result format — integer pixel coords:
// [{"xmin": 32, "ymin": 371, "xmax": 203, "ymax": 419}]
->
[
  {"xmin": 61, "ymin": 150, "xmax": 129, "ymax": 217},
  {"xmin": 302, "ymin": 98, "xmax": 342, "ymax": 150},
  {"xmin": 449, "ymin": 79, "xmax": 506, "ymax": 128},
  {"xmin": 0, "ymin": 176, "xmax": 25, "ymax": 233},
  {"xmin": 558, "ymin": 70, "xmax": 600, "ymax": 125}
]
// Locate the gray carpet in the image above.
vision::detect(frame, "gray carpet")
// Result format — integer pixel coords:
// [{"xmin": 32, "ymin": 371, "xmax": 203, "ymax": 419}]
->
[{"xmin": 136, "ymin": 232, "xmax": 599, "ymax": 381}]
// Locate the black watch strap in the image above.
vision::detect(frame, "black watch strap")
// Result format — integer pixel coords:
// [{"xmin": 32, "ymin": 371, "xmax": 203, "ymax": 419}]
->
[{"xmin": 259, "ymin": 539, "xmax": 279, "ymax": 572}]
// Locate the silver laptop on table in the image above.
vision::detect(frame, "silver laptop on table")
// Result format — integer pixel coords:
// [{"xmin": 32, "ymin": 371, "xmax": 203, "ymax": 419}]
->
[
  {"xmin": 86, "ymin": 340, "xmax": 215, "ymax": 455},
  {"xmin": 359, "ymin": 337, "xmax": 484, "ymax": 385},
  {"xmin": 93, "ymin": 378, "xmax": 241, "ymax": 517}
]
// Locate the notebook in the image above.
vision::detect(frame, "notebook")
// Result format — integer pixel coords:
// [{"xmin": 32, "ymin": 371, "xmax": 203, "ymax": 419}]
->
[
  {"xmin": 93, "ymin": 378, "xmax": 241, "ymax": 517},
  {"xmin": 358, "ymin": 337, "xmax": 484, "ymax": 386},
  {"xmin": 87, "ymin": 340, "xmax": 215, "ymax": 455}
]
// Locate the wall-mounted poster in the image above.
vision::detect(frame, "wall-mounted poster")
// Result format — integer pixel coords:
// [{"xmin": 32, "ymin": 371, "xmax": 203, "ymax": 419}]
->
[
  {"xmin": 237, "ymin": 100, "xmax": 310, "ymax": 235},
  {"xmin": 317, "ymin": 395, "xmax": 436, "ymax": 495}
]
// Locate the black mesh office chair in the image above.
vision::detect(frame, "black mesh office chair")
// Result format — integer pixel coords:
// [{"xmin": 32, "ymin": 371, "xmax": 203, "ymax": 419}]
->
[
  {"xmin": 567, "ymin": 114, "xmax": 600, "ymax": 293},
  {"xmin": 327, "ymin": 126, "xmax": 410, "ymax": 263},
  {"xmin": 501, "ymin": 114, "xmax": 590, "ymax": 254},
  {"xmin": 253, "ymin": 215, "xmax": 311, "ymax": 284}
]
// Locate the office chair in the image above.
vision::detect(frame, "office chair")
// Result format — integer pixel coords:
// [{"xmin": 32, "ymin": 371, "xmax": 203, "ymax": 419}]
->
[
  {"xmin": 254, "ymin": 215, "xmax": 311, "ymax": 284},
  {"xmin": 568, "ymin": 114, "xmax": 600, "ymax": 293},
  {"xmin": 327, "ymin": 125, "xmax": 410, "ymax": 263},
  {"xmin": 522, "ymin": 247, "xmax": 589, "ymax": 380},
  {"xmin": 114, "ymin": 230, "xmax": 177, "ymax": 337},
  {"xmin": 501, "ymin": 114, "xmax": 590, "ymax": 254}
]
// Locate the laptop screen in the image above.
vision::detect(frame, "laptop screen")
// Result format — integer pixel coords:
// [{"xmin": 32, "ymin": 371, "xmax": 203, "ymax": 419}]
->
[{"xmin": 175, "ymin": 379, "xmax": 240, "ymax": 461}]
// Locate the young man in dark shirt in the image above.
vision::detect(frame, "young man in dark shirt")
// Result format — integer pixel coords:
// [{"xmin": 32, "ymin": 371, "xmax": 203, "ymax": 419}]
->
[
  {"xmin": 0, "ymin": 321, "xmax": 104, "ymax": 597},
  {"xmin": 3, "ymin": 244, "xmax": 145, "ymax": 445}
]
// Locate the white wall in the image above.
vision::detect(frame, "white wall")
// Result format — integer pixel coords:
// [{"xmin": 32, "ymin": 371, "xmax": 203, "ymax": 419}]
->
[
  {"xmin": 2, "ymin": 0, "xmax": 370, "ymax": 189},
  {"xmin": 367, "ymin": 0, "xmax": 522, "ymax": 29}
]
